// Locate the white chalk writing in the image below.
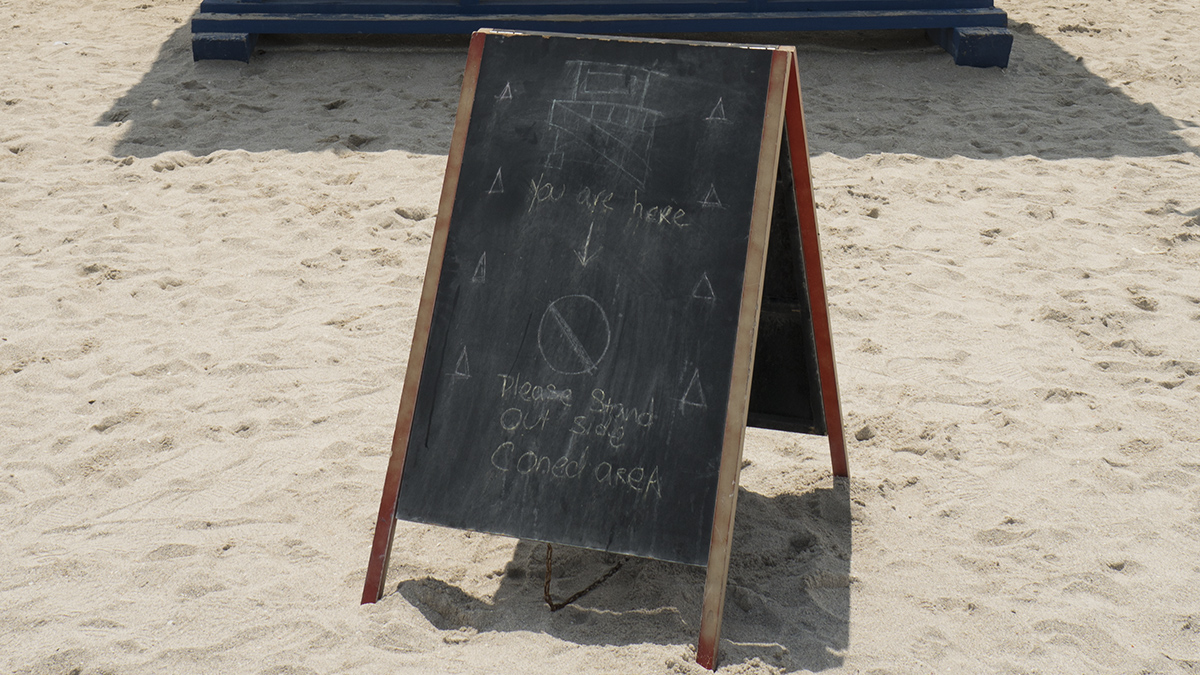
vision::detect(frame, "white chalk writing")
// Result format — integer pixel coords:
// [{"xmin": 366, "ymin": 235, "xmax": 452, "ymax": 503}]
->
[
  {"xmin": 594, "ymin": 462, "xmax": 662, "ymax": 498},
  {"xmin": 489, "ymin": 441, "xmax": 661, "ymax": 499},
  {"xmin": 528, "ymin": 173, "xmax": 566, "ymax": 212},
  {"xmin": 570, "ymin": 388, "xmax": 655, "ymax": 449},
  {"xmin": 498, "ymin": 373, "xmax": 573, "ymax": 409},
  {"xmin": 576, "ymin": 186, "xmax": 615, "ymax": 215},
  {"xmin": 499, "ymin": 407, "xmax": 550, "ymax": 432},
  {"xmin": 631, "ymin": 190, "xmax": 688, "ymax": 228}
]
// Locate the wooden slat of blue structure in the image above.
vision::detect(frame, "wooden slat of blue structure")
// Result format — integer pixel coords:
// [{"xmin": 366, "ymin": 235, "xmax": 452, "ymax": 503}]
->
[{"xmin": 192, "ymin": 0, "xmax": 1012, "ymax": 66}]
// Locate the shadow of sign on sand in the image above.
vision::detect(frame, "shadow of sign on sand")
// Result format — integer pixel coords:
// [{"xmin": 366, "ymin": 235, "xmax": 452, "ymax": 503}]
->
[
  {"xmin": 97, "ymin": 24, "xmax": 1195, "ymax": 160},
  {"xmin": 392, "ymin": 481, "xmax": 852, "ymax": 672}
]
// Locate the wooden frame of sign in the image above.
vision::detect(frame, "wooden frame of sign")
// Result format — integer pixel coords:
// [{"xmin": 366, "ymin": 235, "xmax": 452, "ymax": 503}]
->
[{"xmin": 362, "ymin": 29, "xmax": 846, "ymax": 671}]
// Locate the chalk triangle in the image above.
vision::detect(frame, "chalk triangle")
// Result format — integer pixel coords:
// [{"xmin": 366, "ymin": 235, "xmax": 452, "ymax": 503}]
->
[
  {"xmin": 472, "ymin": 252, "xmax": 486, "ymax": 283},
  {"xmin": 497, "ymin": 82, "xmax": 513, "ymax": 101},
  {"xmin": 705, "ymin": 97, "xmax": 727, "ymax": 121},
  {"xmin": 487, "ymin": 168, "xmax": 504, "ymax": 194},
  {"xmin": 691, "ymin": 272, "xmax": 715, "ymax": 301},
  {"xmin": 453, "ymin": 346, "xmax": 471, "ymax": 379},
  {"xmin": 679, "ymin": 368, "xmax": 707, "ymax": 410},
  {"xmin": 701, "ymin": 184, "xmax": 723, "ymax": 208}
]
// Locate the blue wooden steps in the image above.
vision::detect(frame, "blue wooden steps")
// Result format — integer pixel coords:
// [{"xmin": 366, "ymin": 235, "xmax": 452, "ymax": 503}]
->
[{"xmin": 191, "ymin": 0, "xmax": 1013, "ymax": 66}]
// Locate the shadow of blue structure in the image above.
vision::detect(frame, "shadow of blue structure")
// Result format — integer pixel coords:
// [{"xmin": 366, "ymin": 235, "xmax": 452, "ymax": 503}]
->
[{"xmin": 97, "ymin": 24, "xmax": 1197, "ymax": 161}]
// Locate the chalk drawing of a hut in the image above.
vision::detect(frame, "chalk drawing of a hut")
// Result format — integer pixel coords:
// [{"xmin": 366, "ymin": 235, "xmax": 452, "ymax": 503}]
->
[{"xmin": 546, "ymin": 61, "xmax": 664, "ymax": 188}]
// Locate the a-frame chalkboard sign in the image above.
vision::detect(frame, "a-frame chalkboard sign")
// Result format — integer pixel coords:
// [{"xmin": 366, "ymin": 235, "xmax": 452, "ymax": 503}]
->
[{"xmin": 362, "ymin": 30, "xmax": 846, "ymax": 670}]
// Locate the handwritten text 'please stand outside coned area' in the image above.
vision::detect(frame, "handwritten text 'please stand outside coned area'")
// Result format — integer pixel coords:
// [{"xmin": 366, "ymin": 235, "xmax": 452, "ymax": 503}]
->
[{"xmin": 490, "ymin": 374, "xmax": 663, "ymax": 499}]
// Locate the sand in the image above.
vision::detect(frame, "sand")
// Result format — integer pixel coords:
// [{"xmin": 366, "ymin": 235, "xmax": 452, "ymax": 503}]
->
[{"xmin": 2, "ymin": 0, "xmax": 1199, "ymax": 672}]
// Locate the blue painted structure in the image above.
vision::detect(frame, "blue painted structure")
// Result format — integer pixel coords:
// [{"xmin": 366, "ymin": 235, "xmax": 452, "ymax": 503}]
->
[{"xmin": 191, "ymin": 0, "xmax": 1013, "ymax": 67}]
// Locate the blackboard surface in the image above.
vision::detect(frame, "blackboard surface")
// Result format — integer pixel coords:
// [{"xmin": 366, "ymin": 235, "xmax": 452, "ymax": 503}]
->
[{"xmin": 393, "ymin": 32, "xmax": 777, "ymax": 566}]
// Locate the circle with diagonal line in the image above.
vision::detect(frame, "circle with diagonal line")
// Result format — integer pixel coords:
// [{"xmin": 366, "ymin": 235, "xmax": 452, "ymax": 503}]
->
[{"xmin": 537, "ymin": 294, "xmax": 611, "ymax": 375}]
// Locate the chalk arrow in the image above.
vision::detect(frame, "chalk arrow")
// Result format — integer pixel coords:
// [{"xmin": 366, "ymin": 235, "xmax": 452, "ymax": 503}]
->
[{"xmin": 573, "ymin": 221, "xmax": 603, "ymax": 267}]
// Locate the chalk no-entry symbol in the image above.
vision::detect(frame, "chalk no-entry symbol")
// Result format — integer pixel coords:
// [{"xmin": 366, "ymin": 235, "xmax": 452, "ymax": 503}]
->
[{"xmin": 537, "ymin": 294, "xmax": 611, "ymax": 375}]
